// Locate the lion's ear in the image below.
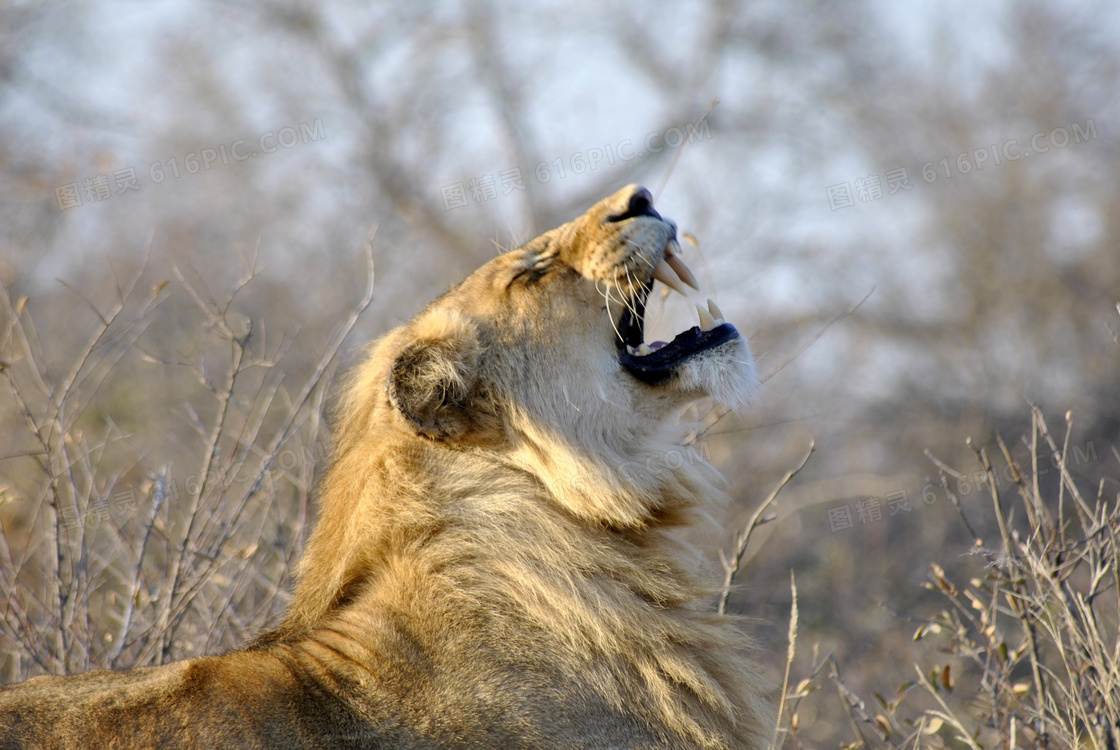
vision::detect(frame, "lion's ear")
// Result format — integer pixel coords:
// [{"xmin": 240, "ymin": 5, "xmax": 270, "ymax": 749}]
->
[{"xmin": 388, "ymin": 316, "xmax": 483, "ymax": 442}]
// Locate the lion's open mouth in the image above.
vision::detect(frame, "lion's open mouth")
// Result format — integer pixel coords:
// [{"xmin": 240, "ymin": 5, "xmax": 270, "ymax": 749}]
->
[{"xmin": 614, "ymin": 249, "xmax": 740, "ymax": 386}]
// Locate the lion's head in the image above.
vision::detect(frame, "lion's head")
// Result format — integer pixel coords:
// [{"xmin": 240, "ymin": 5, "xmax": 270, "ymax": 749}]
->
[{"xmin": 327, "ymin": 185, "xmax": 756, "ymax": 527}]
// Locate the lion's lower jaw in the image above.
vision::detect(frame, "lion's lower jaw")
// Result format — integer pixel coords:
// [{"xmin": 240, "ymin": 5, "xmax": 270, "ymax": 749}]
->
[{"xmin": 673, "ymin": 338, "xmax": 759, "ymax": 410}]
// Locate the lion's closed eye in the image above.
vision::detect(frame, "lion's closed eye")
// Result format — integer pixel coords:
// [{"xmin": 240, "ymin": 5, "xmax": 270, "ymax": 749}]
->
[{"xmin": 508, "ymin": 252, "xmax": 559, "ymax": 287}]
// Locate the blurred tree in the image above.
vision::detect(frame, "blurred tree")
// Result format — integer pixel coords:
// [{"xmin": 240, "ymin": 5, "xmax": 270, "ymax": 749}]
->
[{"xmin": 1, "ymin": 0, "xmax": 1118, "ymax": 744}]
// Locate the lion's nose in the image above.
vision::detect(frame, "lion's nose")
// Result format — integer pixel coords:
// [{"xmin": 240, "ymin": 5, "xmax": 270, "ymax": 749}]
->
[
  {"xmin": 607, "ymin": 185, "xmax": 662, "ymax": 222},
  {"xmin": 625, "ymin": 187, "xmax": 655, "ymax": 217}
]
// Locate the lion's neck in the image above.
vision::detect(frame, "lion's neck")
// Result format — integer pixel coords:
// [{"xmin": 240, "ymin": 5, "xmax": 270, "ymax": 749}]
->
[
  {"xmin": 260, "ymin": 446, "xmax": 764, "ymax": 747},
  {"xmin": 273, "ymin": 434, "xmax": 722, "ymax": 629}
]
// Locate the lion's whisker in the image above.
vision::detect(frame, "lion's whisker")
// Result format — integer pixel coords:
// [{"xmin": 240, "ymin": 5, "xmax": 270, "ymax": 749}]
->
[
  {"xmin": 622, "ymin": 269, "xmax": 642, "ymax": 320},
  {"xmin": 616, "ymin": 274, "xmax": 638, "ymax": 321},
  {"xmin": 597, "ymin": 279, "xmax": 625, "ymax": 343}
]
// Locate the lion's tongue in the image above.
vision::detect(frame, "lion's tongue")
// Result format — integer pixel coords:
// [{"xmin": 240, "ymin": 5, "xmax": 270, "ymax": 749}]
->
[{"xmin": 649, "ymin": 341, "xmax": 669, "ymax": 351}]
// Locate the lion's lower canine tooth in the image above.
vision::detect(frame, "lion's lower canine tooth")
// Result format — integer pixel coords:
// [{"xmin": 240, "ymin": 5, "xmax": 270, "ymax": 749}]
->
[
  {"xmin": 665, "ymin": 254, "xmax": 700, "ymax": 291},
  {"xmin": 637, "ymin": 343, "xmax": 653, "ymax": 355},
  {"xmin": 696, "ymin": 303, "xmax": 717, "ymax": 331},
  {"xmin": 652, "ymin": 260, "xmax": 691, "ymax": 297},
  {"xmin": 707, "ymin": 299, "xmax": 725, "ymax": 323}
]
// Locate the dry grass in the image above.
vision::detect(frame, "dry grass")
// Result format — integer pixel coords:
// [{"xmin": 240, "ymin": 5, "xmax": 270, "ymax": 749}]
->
[
  {"xmin": 0, "ymin": 241, "xmax": 375, "ymax": 677},
  {"xmin": 742, "ymin": 406, "xmax": 1119, "ymax": 749}
]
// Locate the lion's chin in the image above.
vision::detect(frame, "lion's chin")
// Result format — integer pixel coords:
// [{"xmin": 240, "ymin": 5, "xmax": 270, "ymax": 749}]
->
[{"xmin": 672, "ymin": 335, "xmax": 759, "ymax": 410}]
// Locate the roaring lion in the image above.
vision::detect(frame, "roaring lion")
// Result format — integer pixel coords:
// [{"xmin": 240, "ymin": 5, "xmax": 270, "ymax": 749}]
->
[{"xmin": 0, "ymin": 185, "xmax": 772, "ymax": 749}]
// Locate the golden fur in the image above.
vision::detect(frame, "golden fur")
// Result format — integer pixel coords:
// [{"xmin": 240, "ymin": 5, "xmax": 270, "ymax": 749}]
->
[{"xmin": 0, "ymin": 185, "xmax": 772, "ymax": 749}]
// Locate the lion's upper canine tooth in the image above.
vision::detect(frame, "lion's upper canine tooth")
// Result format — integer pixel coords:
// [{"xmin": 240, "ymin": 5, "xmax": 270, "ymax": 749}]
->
[
  {"xmin": 652, "ymin": 259, "xmax": 691, "ymax": 297},
  {"xmin": 696, "ymin": 303, "xmax": 718, "ymax": 331},
  {"xmin": 664, "ymin": 253, "xmax": 700, "ymax": 291},
  {"xmin": 707, "ymin": 298, "xmax": 725, "ymax": 324}
]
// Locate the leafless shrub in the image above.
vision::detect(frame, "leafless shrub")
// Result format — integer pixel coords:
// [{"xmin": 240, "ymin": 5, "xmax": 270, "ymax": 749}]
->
[
  {"xmin": 767, "ymin": 405, "xmax": 1119, "ymax": 749},
  {"xmin": 0, "ymin": 239, "xmax": 375, "ymax": 678}
]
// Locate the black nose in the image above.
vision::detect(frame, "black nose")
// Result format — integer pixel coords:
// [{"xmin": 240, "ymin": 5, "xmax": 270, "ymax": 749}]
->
[{"xmin": 608, "ymin": 187, "xmax": 662, "ymax": 222}]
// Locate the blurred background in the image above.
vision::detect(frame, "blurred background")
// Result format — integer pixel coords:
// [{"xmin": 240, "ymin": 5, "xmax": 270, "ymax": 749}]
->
[{"xmin": 1, "ymin": 0, "xmax": 1118, "ymax": 745}]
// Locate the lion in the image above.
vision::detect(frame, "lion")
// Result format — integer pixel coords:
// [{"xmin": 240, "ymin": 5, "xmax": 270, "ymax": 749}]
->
[{"xmin": 0, "ymin": 184, "xmax": 773, "ymax": 749}]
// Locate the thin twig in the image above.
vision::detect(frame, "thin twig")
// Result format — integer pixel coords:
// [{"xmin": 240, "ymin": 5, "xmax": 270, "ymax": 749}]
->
[
  {"xmin": 771, "ymin": 571, "xmax": 798, "ymax": 750},
  {"xmin": 719, "ymin": 440, "xmax": 814, "ymax": 615}
]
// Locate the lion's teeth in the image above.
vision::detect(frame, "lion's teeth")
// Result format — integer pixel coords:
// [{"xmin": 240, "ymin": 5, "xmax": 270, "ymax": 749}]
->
[
  {"xmin": 665, "ymin": 238, "xmax": 685, "ymax": 264},
  {"xmin": 696, "ymin": 303, "xmax": 718, "ymax": 331},
  {"xmin": 665, "ymin": 254, "xmax": 700, "ymax": 291},
  {"xmin": 637, "ymin": 343, "xmax": 652, "ymax": 355},
  {"xmin": 707, "ymin": 298, "xmax": 725, "ymax": 324},
  {"xmin": 652, "ymin": 259, "xmax": 691, "ymax": 297}
]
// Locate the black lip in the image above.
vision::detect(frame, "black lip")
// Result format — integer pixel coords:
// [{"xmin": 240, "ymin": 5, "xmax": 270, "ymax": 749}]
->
[{"xmin": 615, "ymin": 304, "xmax": 740, "ymax": 385}]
